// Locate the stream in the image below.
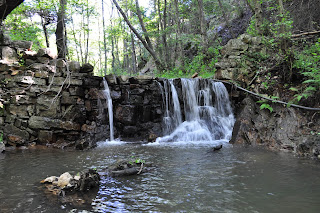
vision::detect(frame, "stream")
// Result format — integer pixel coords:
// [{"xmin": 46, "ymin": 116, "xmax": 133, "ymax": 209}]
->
[{"xmin": 1, "ymin": 142, "xmax": 320, "ymax": 212}]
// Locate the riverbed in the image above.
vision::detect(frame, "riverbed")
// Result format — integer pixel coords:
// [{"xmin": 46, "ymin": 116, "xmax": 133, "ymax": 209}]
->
[{"xmin": 0, "ymin": 142, "xmax": 320, "ymax": 212}]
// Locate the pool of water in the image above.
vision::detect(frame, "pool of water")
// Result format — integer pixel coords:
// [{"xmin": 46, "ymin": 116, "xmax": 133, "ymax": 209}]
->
[{"xmin": 0, "ymin": 142, "xmax": 320, "ymax": 212}]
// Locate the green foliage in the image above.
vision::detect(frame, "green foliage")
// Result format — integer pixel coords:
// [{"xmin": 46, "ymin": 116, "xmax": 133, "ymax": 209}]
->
[
  {"xmin": 260, "ymin": 103, "xmax": 273, "ymax": 113},
  {"xmin": 129, "ymin": 156, "xmax": 145, "ymax": 165},
  {"xmin": 257, "ymin": 96, "xmax": 278, "ymax": 113},
  {"xmin": 5, "ymin": 14, "xmax": 44, "ymax": 50},
  {"xmin": 157, "ymin": 68, "xmax": 189, "ymax": 79},
  {"xmin": 0, "ymin": 132, "xmax": 3, "ymax": 143},
  {"xmin": 158, "ymin": 45, "xmax": 220, "ymax": 79},
  {"xmin": 292, "ymin": 38, "xmax": 320, "ymax": 102}
]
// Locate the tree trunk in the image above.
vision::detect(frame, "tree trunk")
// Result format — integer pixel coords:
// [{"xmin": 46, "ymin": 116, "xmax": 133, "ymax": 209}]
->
[
  {"xmin": 112, "ymin": 0, "xmax": 165, "ymax": 71},
  {"xmin": 173, "ymin": 0, "xmax": 183, "ymax": 67},
  {"xmin": 40, "ymin": 17, "xmax": 49, "ymax": 48},
  {"xmin": 84, "ymin": 0, "xmax": 90, "ymax": 64},
  {"xmin": 278, "ymin": 0, "xmax": 286, "ymax": 51},
  {"xmin": 130, "ymin": 34, "xmax": 137, "ymax": 74},
  {"xmin": 135, "ymin": 0, "xmax": 154, "ymax": 50},
  {"xmin": 56, "ymin": 0, "xmax": 67, "ymax": 58},
  {"xmin": 162, "ymin": 0, "xmax": 170, "ymax": 67},
  {"xmin": 197, "ymin": 0, "xmax": 207, "ymax": 50},
  {"xmin": 110, "ymin": 5, "xmax": 115, "ymax": 73},
  {"xmin": 157, "ymin": 0, "xmax": 164, "ymax": 61},
  {"xmin": 97, "ymin": 16, "xmax": 102, "ymax": 75},
  {"xmin": 254, "ymin": 0, "xmax": 262, "ymax": 35},
  {"xmin": 102, "ymin": 0, "xmax": 107, "ymax": 75}
]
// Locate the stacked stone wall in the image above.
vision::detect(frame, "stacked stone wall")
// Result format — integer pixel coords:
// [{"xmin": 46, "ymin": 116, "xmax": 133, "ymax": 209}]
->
[{"xmin": 0, "ymin": 42, "xmax": 164, "ymax": 149}]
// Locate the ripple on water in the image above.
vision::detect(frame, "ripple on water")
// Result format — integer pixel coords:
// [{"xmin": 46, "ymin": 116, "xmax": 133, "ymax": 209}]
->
[{"xmin": 0, "ymin": 145, "xmax": 320, "ymax": 212}]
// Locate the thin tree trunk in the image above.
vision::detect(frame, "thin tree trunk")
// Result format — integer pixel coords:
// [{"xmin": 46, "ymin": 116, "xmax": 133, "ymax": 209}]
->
[
  {"xmin": 70, "ymin": 16, "xmax": 80, "ymax": 63},
  {"xmin": 112, "ymin": 0, "xmax": 165, "ymax": 71},
  {"xmin": 110, "ymin": 5, "xmax": 115, "ymax": 73},
  {"xmin": 84, "ymin": 0, "xmax": 90, "ymax": 64},
  {"xmin": 97, "ymin": 10, "xmax": 102, "ymax": 75},
  {"xmin": 131, "ymin": 34, "xmax": 137, "ymax": 74},
  {"xmin": 102, "ymin": 0, "xmax": 107, "ymax": 75},
  {"xmin": 114, "ymin": 35, "xmax": 120, "ymax": 68},
  {"xmin": 56, "ymin": 0, "xmax": 67, "ymax": 58},
  {"xmin": 197, "ymin": 0, "xmax": 207, "ymax": 50},
  {"xmin": 78, "ymin": 5, "xmax": 84, "ymax": 64},
  {"xmin": 123, "ymin": 1, "xmax": 129, "ymax": 71},
  {"xmin": 173, "ymin": 0, "xmax": 183, "ymax": 66},
  {"xmin": 162, "ymin": 0, "xmax": 170, "ymax": 67},
  {"xmin": 135, "ymin": 0, "xmax": 154, "ymax": 50},
  {"xmin": 278, "ymin": 0, "xmax": 286, "ymax": 51},
  {"xmin": 40, "ymin": 17, "xmax": 49, "ymax": 48},
  {"xmin": 254, "ymin": 0, "xmax": 262, "ymax": 35},
  {"xmin": 157, "ymin": 0, "xmax": 164, "ymax": 61}
]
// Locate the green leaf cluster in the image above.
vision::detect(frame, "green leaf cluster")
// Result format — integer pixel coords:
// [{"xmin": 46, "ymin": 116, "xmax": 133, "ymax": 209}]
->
[
  {"xmin": 292, "ymin": 38, "xmax": 320, "ymax": 102},
  {"xmin": 129, "ymin": 155, "xmax": 145, "ymax": 165}
]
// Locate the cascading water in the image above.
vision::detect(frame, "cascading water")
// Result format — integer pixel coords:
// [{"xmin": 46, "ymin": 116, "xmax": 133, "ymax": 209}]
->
[
  {"xmin": 155, "ymin": 78, "xmax": 235, "ymax": 144},
  {"xmin": 159, "ymin": 79, "xmax": 183, "ymax": 135},
  {"xmin": 103, "ymin": 77, "xmax": 114, "ymax": 141}
]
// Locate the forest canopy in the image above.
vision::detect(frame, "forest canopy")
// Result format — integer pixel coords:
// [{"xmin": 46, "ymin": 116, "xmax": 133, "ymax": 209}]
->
[{"xmin": 2, "ymin": 0, "xmax": 320, "ymax": 94}]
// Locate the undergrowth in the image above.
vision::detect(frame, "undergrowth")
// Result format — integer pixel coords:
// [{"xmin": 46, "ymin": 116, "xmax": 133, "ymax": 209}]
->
[
  {"xmin": 156, "ymin": 46, "xmax": 220, "ymax": 79},
  {"xmin": 291, "ymin": 38, "xmax": 320, "ymax": 102}
]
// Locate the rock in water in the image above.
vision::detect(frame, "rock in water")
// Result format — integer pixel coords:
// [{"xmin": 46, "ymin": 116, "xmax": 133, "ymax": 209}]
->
[
  {"xmin": 213, "ymin": 144, "xmax": 223, "ymax": 151},
  {"xmin": 40, "ymin": 169, "xmax": 100, "ymax": 207},
  {"xmin": 40, "ymin": 176, "xmax": 57, "ymax": 184},
  {"xmin": 57, "ymin": 172, "xmax": 73, "ymax": 188},
  {"xmin": 0, "ymin": 142, "xmax": 5, "ymax": 153}
]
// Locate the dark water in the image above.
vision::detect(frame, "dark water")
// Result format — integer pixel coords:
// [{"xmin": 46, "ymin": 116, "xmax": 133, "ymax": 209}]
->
[{"xmin": 0, "ymin": 142, "xmax": 320, "ymax": 213}]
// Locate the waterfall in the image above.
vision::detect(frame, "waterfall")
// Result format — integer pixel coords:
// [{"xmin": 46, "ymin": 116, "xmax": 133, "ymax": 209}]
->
[
  {"xmin": 156, "ymin": 78, "xmax": 235, "ymax": 144},
  {"xmin": 158, "ymin": 79, "xmax": 183, "ymax": 135},
  {"xmin": 103, "ymin": 78, "xmax": 114, "ymax": 141}
]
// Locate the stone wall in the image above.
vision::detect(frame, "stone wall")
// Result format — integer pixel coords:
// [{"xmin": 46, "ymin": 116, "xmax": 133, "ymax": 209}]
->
[
  {"xmin": 0, "ymin": 42, "xmax": 164, "ymax": 149},
  {"xmin": 214, "ymin": 34, "xmax": 266, "ymax": 83}
]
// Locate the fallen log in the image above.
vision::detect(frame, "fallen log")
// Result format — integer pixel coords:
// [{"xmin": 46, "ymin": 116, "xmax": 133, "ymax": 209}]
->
[
  {"xmin": 111, "ymin": 167, "xmax": 140, "ymax": 177},
  {"xmin": 291, "ymin": 31, "xmax": 320, "ymax": 38}
]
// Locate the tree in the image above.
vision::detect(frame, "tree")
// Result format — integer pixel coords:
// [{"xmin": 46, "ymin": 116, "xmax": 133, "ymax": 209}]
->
[
  {"xmin": 112, "ymin": 0, "xmax": 165, "ymax": 71},
  {"xmin": 56, "ymin": 0, "xmax": 67, "ymax": 58},
  {"xmin": 102, "ymin": 0, "xmax": 107, "ymax": 75},
  {"xmin": 0, "ymin": 0, "xmax": 24, "ymax": 24},
  {"xmin": 197, "ymin": 0, "xmax": 208, "ymax": 50}
]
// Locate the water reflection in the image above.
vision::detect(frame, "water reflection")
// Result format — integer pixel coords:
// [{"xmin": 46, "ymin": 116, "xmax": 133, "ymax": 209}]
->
[{"xmin": 0, "ymin": 145, "xmax": 320, "ymax": 212}]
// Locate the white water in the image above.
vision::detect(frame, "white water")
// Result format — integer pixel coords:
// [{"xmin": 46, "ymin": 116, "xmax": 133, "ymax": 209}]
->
[
  {"xmin": 103, "ymin": 78, "xmax": 114, "ymax": 141},
  {"xmin": 160, "ymin": 80, "xmax": 183, "ymax": 135},
  {"xmin": 155, "ymin": 78, "xmax": 235, "ymax": 145}
]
